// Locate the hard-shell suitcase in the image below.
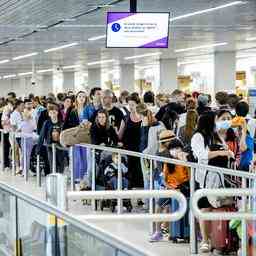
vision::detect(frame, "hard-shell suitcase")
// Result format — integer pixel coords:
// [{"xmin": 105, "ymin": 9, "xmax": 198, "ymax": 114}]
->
[
  {"xmin": 210, "ymin": 206, "xmax": 239, "ymax": 253},
  {"xmin": 169, "ymin": 197, "xmax": 190, "ymax": 243}
]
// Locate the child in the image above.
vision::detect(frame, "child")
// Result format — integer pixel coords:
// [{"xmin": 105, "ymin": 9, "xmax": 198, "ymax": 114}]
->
[
  {"xmin": 103, "ymin": 152, "xmax": 132, "ymax": 212},
  {"xmin": 104, "ymin": 152, "xmax": 128, "ymax": 190},
  {"xmin": 18, "ymin": 108, "xmax": 37, "ymax": 176},
  {"xmin": 37, "ymin": 103, "xmax": 64, "ymax": 174},
  {"xmin": 150, "ymin": 138, "xmax": 189, "ymax": 242}
]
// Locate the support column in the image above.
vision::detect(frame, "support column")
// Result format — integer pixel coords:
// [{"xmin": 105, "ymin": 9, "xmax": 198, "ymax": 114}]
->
[
  {"xmin": 88, "ymin": 68, "xmax": 101, "ymax": 88},
  {"xmin": 214, "ymin": 51, "xmax": 236, "ymax": 93},
  {"xmin": 63, "ymin": 72, "xmax": 75, "ymax": 92},
  {"xmin": 159, "ymin": 59, "xmax": 178, "ymax": 93},
  {"xmin": 120, "ymin": 64, "xmax": 135, "ymax": 92},
  {"xmin": 42, "ymin": 74, "xmax": 53, "ymax": 95},
  {"xmin": 53, "ymin": 67, "xmax": 64, "ymax": 95},
  {"xmin": 19, "ymin": 77, "xmax": 26, "ymax": 98}
]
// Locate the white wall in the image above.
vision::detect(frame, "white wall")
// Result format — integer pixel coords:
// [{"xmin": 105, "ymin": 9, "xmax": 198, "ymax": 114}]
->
[{"xmin": 0, "ymin": 73, "xmax": 55, "ymax": 97}]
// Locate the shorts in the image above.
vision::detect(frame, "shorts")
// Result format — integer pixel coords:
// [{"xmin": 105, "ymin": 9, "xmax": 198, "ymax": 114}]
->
[{"xmin": 157, "ymin": 198, "xmax": 171, "ymax": 208}]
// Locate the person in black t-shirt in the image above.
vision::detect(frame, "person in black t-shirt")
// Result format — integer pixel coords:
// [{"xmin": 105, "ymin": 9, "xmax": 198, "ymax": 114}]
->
[
  {"xmin": 37, "ymin": 104, "xmax": 64, "ymax": 174},
  {"xmin": 155, "ymin": 89, "xmax": 186, "ymax": 121},
  {"xmin": 91, "ymin": 89, "xmax": 124, "ymax": 131}
]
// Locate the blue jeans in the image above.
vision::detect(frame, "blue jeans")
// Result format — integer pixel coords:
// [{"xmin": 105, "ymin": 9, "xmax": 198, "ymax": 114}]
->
[{"xmin": 108, "ymin": 176, "xmax": 129, "ymax": 190}]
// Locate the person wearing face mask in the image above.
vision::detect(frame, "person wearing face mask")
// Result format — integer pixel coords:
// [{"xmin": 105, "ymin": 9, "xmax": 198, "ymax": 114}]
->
[
  {"xmin": 216, "ymin": 109, "xmax": 241, "ymax": 168},
  {"xmin": 191, "ymin": 111, "xmax": 234, "ymax": 253}
]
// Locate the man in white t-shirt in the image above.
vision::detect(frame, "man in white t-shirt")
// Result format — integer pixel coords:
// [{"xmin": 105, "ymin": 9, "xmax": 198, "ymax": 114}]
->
[
  {"xmin": 10, "ymin": 100, "xmax": 24, "ymax": 174},
  {"xmin": 10, "ymin": 100, "xmax": 24, "ymax": 137}
]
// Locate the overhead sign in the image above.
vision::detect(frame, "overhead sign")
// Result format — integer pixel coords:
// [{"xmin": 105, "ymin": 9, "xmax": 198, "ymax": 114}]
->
[{"xmin": 106, "ymin": 12, "xmax": 170, "ymax": 48}]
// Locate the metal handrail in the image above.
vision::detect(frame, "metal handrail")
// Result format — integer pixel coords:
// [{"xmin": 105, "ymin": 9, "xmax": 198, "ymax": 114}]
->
[
  {"xmin": 1, "ymin": 129, "xmax": 256, "ymax": 180},
  {"xmin": 191, "ymin": 188, "xmax": 256, "ymax": 220},
  {"xmin": 191, "ymin": 188, "xmax": 256, "ymax": 256},
  {"xmin": 0, "ymin": 181, "xmax": 150, "ymax": 256},
  {"xmin": 68, "ymin": 189, "xmax": 187, "ymax": 222},
  {"xmin": 2, "ymin": 130, "xmax": 256, "ymax": 255},
  {"xmin": 76, "ymin": 142, "xmax": 256, "ymax": 179}
]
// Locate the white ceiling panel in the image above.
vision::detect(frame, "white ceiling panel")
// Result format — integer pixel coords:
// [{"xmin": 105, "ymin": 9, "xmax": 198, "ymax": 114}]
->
[{"xmin": 0, "ymin": 0, "xmax": 255, "ymax": 76}]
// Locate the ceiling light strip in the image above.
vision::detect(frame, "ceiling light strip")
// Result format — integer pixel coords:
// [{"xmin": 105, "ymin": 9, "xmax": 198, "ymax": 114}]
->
[
  {"xmin": 170, "ymin": 1, "xmax": 244, "ymax": 21},
  {"xmin": 246, "ymin": 37, "xmax": 256, "ymax": 41},
  {"xmin": 88, "ymin": 35, "xmax": 106, "ymax": 41},
  {"xmin": 18, "ymin": 72, "xmax": 33, "ymax": 76},
  {"xmin": 44, "ymin": 42, "xmax": 78, "ymax": 53},
  {"xmin": 63, "ymin": 65, "xmax": 81, "ymax": 69},
  {"xmin": 87, "ymin": 59, "xmax": 115, "ymax": 66},
  {"xmin": 12, "ymin": 52, "xmax": 38, "ymax": 60},
  {"xmin": 124, "ymin": 52, "xmax": 162, "ymax": 60},
  {"xmin": 3, "ymin": 74, "xmax": 16, "ymax": 79},
  {"xmin": 37, "ymin": 69, "xmax": 53, "ymax": 73},
  {"xmin": 0, "ymin": 59, "xmax": 10, "ymax": 64},
  {"xmin": 175, "ymin": 42, "xmax": 228, "ymax": 53}
]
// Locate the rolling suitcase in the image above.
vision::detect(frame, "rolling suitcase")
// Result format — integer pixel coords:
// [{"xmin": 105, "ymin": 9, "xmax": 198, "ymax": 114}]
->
[
  {"xmin": 169, "ymin": 197, "xmax": 190, "ymax": 243},
  {"xmin": 210, "ymin": 206, "xmax": 239, "ymax": 253}
]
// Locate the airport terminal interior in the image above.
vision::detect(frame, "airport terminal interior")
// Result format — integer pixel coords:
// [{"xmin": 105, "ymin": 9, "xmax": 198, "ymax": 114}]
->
[{"xmin": 0, "ymin": 0, "xmax": 256, "ymax": 255}]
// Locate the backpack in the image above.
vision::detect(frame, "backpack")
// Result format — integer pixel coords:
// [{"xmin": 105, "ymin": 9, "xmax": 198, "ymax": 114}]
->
[
  {"xmin": 163, "ymin": 163, "xmax": 189, "ymax": 189},
  {"xmin": 59, "ymin": 123, "xmax": 91, "ymax": 147}
]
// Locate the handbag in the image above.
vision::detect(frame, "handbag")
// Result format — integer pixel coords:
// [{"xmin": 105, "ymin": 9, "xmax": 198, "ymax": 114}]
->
[
  {"xmin": 60, "ymin": 123, "xmax": 91, "ymax": 147},
  {"xmin": 203, "ymin": 170, "xmax": 234, "ymax": 208}
]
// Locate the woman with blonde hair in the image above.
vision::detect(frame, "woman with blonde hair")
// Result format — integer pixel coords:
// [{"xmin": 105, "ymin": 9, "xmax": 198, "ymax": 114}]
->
[{"xmin": 63, "ymin": 91, "xmax": 89, "ymax": 185}]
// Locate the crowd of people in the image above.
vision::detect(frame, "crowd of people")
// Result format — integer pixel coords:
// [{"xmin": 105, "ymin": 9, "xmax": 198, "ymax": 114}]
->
[{"xmin": 0, "ymin": 88, "xmax": 255, "ymax": 254}]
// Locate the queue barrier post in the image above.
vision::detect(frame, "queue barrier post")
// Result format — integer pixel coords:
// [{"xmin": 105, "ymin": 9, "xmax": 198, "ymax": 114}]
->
[
  {"xmin": 91, "ymin": 148, "xmax": 96, "ymax": 211},
  {"xmin": 52, "ymin": 144, "xmax": 57, "ymax": 174},
  {"xmin": 69, "ymin": 146, "xmax": 75, "ymax": 191},
  {"xmin": 36, "ymin": 154, "xmax": 41, "ymax": 187},
  {"xmin": 1, "ymin": 131, "xmax": 4, "ymax": 172},
  {"xmin": 11, "ymin": 132, "xmax": 16, "ymax": 176},
  {"xmin": 117, "ymin": 152, "xmax": 123, "ymax": 214}
]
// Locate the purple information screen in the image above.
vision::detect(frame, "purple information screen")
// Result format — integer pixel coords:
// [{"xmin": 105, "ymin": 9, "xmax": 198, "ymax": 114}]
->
[{"xmin": 106, "ymin": 12, "xmax": 170, "ymax": 48}]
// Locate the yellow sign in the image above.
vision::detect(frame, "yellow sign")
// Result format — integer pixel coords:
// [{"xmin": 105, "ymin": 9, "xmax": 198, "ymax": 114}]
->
[
  {"xmin": 178, "ymin": 75, "xmax": 192, "ymax": 92},
  {"xmin": 236, "ymin": 71, "xmax": 246, "ymax": 81},
  {"xmin": 48, "ymin": 215, "xmax": 65, "ymax": 225}
]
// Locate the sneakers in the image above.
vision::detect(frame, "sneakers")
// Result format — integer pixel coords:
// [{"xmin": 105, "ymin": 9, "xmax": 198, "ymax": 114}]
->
[
  {"xmin": 199, "ymin": 240, "xmax": 211, "ymax": 253},
  {"xmin": 149, "ymin": 232, "xmax": 163, "ymax": 242},
  {"xmin": 161, "ymin": 227, "xmax": 169, "ymax": 237}
]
